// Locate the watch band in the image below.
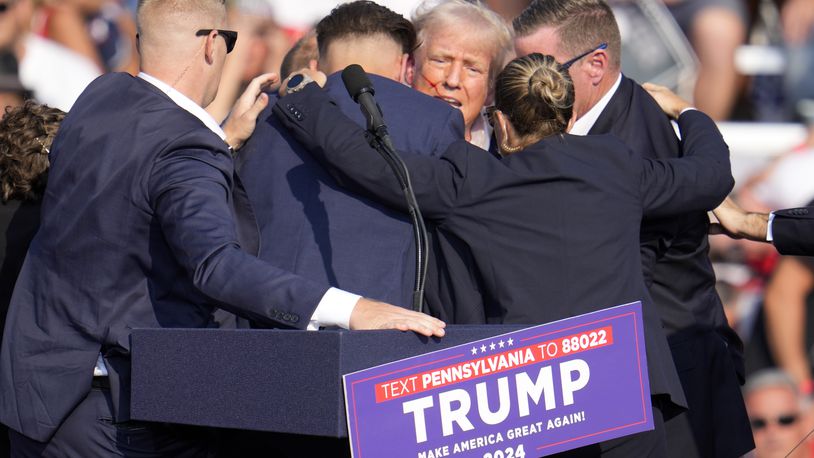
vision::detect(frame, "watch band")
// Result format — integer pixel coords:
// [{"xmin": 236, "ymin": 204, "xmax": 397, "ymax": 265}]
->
[{"xmin": 285, "ymin": 73, "xmax": 314, "ymax": 95}]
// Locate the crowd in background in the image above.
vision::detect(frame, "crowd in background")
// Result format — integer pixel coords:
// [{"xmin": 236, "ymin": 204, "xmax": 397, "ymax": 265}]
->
[{"xmin": 2, "ymin": 0, "xmax": 814, "ymax": 456}]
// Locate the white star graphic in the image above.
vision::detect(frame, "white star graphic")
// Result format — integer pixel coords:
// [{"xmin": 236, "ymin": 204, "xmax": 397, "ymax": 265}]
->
[
  {"xmin": 489, "ymin": 342, "xmax": 496, "ymax": 350},
  {"xmin": 507, "ymin": 338, "xmax": 514, "ymax": 346},
  {"xmin": 480, "ymin": 344, "xmax": 487, "ymax": 353},
  {"xmin": 498, "ymin": 340, "xmax": 505, "ymax": 348},
  {"xmin": 471, "ymin": 346, "xmax": 478, "ymax": 355}
]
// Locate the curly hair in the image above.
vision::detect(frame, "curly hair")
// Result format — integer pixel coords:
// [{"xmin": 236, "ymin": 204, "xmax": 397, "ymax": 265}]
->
[
  {"xmin": 495, "ymin": 53, "xmax": 574, "ymax": 138},
  {"xmin": 0, "ymin": 101, "xmax": 65, "ymax": 203}
]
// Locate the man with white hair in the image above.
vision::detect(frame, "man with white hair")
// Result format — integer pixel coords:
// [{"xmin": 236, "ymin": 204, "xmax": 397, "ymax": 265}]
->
[
  {"xmin": 0, "ymin": 0, "xmax": 445, "ymax": 455},
  {"xmin": 409, "ymin": 0, "xmax": 513, "ymax": 149},
  {"xmin": 744, "ymin": 369, "xmax": 812, "ymax": 458}
]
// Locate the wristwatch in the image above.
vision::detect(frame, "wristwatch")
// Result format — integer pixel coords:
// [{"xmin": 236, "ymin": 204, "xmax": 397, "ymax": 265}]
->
[{"xmin": 284, "ymin": 73, "xmax": 314, "ymax": 95}]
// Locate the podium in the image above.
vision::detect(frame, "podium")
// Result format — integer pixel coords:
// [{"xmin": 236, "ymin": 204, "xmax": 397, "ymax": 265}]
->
[{"xmin": 130, "ymin": 326, "xmax": 524, "ymax": 446}]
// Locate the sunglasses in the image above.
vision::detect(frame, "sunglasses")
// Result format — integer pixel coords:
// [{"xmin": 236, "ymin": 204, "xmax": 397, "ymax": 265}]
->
[
  {"xmin": 750, "ymin": 413, "xmax": 799, "ymax": 430},
  {"xmin": 196, "ymin": 29, "xmax": 238, "ymax": 54},
  {"xmin": 561, "ymin": 42, "xmax": 608, "ymax": 70},
  {"xmin": 0, "ymin": 2, "xmax": 11, "ymax": 13}
]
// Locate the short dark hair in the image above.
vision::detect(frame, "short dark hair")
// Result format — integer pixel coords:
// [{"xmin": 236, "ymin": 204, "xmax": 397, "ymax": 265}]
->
[
  {"xmin": 0, "ymin": 101, "xmax": 65, "ymax": 203},
  {"xmin": 315, "ymin": 1, "xmax": 416, "ymax": 56},
  {"xmin": 280, "ymin": 30, "xmax": 318, "ymax": 79},
  {"xmin": 513, "ymin": 0, "xmax": 621, "ymax": 69}
]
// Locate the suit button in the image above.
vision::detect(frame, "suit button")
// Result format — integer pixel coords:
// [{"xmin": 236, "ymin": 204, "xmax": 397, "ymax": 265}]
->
[
  {"xmin": 290, "ymin": 314, "xmax": 299, "ymax": 323},
  {"xmin": 282, "ymin": 313, "xmax": 291, "ymax": 321},
  {"xmin": 295, "ymin": 114, "xmax": 304, "ymax": 121}
]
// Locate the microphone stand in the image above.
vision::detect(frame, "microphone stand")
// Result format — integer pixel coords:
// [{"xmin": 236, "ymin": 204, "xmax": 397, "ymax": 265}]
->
[{"xmin": 363, "ymin": 129, "xmax": 428, "ymax": 314}]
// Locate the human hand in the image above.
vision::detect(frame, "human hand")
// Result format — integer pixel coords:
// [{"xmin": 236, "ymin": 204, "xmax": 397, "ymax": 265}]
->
[
  {"xmin": 349, "ymin": 297, "xmax": 446, "ymax": 338},
  {"xmin": 642, "ymin": 82, "xmax": 692, "ymax": 120},
  {"xmin": 222, "ymin": 72, "xmax": 278, "ymax": 151},
  {"xmin": 279, "ymin": 68, "xmax": 327, "ymax": 97},
  {"xmin": 709, "ymin": 197, "xmax": 769, "ymax": 242}
]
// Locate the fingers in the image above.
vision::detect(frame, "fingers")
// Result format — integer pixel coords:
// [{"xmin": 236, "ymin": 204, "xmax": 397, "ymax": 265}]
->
[
  {"xmin": 349, "ymin": 298, "xmax": 446, "ymax": 337},
  {"xmin": 246, "ymin": 72, "xmax": 279, "ymax": 95},
  {"xmin": 245, "ymin": 92, "xmax": 269, "ymax": 120},
  {"xmin": 642, "ymin": 82, "xmax": 690, "ymax": 119}
]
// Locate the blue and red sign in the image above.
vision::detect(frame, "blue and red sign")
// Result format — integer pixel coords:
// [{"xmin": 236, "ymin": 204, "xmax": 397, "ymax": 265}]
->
[{"xmin": 343, "ymin": 301, "xmax": 652, "ymax": 458}]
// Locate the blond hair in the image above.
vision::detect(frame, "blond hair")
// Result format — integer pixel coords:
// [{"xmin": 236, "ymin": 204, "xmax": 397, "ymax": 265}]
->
[
  {"xmin": 412, "ymin": 0, "xmax": 514, "ymax": 83},
  {"xmin": 495, "ymin": 53, "xmax": 573, "ymax": 138}
]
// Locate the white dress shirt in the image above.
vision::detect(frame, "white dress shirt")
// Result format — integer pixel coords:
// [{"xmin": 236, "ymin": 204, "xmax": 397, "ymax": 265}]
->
[{"xmin": 568, "ymin": 74, "xmax": 623, "ymax": 136}]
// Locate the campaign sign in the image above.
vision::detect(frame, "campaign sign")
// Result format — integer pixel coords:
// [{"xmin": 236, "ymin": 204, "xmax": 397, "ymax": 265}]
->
[{"xmin": 343, "ymin": 301, "xmax": 652, "ymax": 458}]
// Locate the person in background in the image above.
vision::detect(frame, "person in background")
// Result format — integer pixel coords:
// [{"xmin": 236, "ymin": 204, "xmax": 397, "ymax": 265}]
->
[
  {"xmin": 0, "ymin": 0, "xmax": 100, "ymax": 111},
  {"xmin": 34, "ymin": 0, "xmax": 139, "ymax": 74},
  {"xmin": 408, "ymin": 0, "xmax": 513, "ymax": 150},
  {"xmin": 663, "ymin": 0, "xmax": 747, "ymax": 120},
  {"xmin": 743, "ymin": 369, "xmax": 813, "ymax": 458},
  {"xmin": 0, "ymin": 53, "xmax": 28, "ymax": 117}
]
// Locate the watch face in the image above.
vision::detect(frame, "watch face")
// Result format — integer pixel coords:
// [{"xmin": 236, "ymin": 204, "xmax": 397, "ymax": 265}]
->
[{"xmin": 287, "ymin": 74, "xmax": 305, "ymax": 89}]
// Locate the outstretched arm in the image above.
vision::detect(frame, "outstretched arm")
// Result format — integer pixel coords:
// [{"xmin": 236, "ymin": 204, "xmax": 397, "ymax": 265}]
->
[
  {"xmin": 710, "ymin": 197, "xmax": 769, "ymax": 242},
  {"xmin": 273, "ymin": 82, "xmax": 473, "ymax": 222}
]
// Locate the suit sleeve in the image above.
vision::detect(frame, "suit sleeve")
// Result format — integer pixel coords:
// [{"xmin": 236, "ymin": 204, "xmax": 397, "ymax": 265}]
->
[
  {"xmin": 273, "ymin": 84, "xmax": 476, "ymax": 223},
  {"xmin": 639, "ymin": 110, "xmax": 734, "ymax": 217},
  {"xmin": 148, "ymin": 132, "xmax": 328, "ymax": 328},
  {"xmin": 773, "ymin": 207, "xmax": 814, "ymax": 256}
]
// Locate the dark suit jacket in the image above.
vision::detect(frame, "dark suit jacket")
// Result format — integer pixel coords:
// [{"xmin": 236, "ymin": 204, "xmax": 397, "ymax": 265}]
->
[
  {"xmin": 275, "ymin": 84, "xmax": 736, "ymax": 415},
  {"xmin": 237, "ymin": 73, "xmax": 465, "ymax": 310},
  {"xmin": 0, "ymin": 200, "xmax": 40, "ymax": 350},
  {"xmin": 773, "ymin": 206, "xmax": 814, "ymax": 256},
  {"xmin": 590, "ymin": 75, "xmax": 752, "ymax": 456},
  {"xmin": 0, "ymin": 73, "xmax": 332, "ymax": 442},
  {"xmin": 591, "ymin": 77, "xmax": 738, "ymax": 348}
]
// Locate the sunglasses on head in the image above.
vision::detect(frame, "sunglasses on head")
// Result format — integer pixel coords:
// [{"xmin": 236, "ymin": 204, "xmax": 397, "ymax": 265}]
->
[
  {"xmin": 196, "ymin": 29, "xmax": 238, "ymax": 54},
  {"xmin": 561, "ymin": 42, "xmax": 608, "ymax": 70},
  {"xmin": 750, "ymin": 413, "xmax": 798, "ymax": 430}
]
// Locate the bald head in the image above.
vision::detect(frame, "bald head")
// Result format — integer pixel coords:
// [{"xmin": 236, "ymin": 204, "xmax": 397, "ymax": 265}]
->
[
  {"xmin": 137, "ymin": 0, "xmax": 227, "ymax": 66},
  {"xmin": 136, "ymin": 0, "xmax": 230, "ymax": 106}
]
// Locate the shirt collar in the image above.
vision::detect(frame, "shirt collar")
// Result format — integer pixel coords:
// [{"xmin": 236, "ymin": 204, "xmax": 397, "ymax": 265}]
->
[
  {"xmin": 469, "ymin": 109, "xmax": 493, "ymax": 150},
  {"xmin": 568, "ymin": 73, "xmax": 622, "ymax": 136},
  {"xmin": 137, "ymin": 72, "xmax": 227, "ymax": 141}
]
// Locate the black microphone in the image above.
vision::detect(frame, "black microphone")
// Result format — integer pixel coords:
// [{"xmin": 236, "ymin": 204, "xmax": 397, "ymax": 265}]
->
[{"xmin": 342, "ymin": 64, "xmax": 388, "ymax": 139}]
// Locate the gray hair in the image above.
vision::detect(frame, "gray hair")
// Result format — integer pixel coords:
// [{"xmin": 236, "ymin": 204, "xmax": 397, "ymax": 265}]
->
[
  {"xmin": 412, "ymin": 0, "xmax": 514, "ymax": 83},
  {"xmin": 743, "ymin": 368, "xmax": 805, "ymax": 410}
]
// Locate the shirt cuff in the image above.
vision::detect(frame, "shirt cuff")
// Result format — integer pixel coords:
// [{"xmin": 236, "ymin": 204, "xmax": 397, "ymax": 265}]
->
[
  {"xmin": 307, "ymin": 287, "xmax": 360, "ymax": 330},
  {"xmin": 679, "ymin": 107, "xmax": 697, "ymax": 116},
  {"xmin": 766, "ymin": 211, "xmax": 775, "ymax": 242}
]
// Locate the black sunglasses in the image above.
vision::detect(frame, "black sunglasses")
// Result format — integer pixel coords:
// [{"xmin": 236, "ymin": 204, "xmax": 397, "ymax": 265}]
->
[
  {"xmin": 561, "ymin": 42, "xmax": 608, "ymax": 70},
  {"xmin": 196, "ymin": 29, "xmax": 238, "ymax": 54},
  {"xmin": 0, "ymin": 2, "xmax": 11, "ymax": 13},
  {"xmin": 750, "ymin": 413, "xmax": 798, "ymax": 430}
]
